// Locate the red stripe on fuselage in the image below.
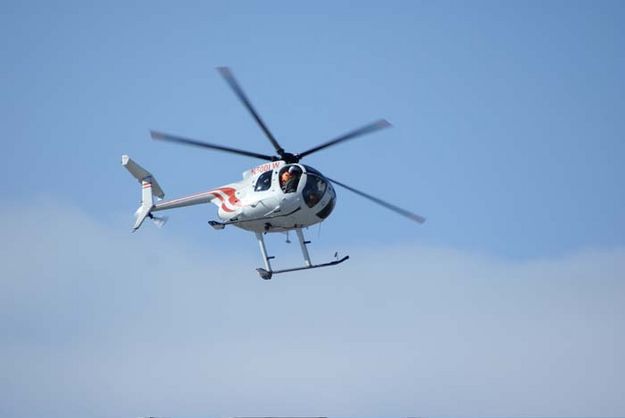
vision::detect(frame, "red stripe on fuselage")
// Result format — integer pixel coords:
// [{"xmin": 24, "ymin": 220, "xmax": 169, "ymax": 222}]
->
[{"xmin": 210, "ymin": 187, "xmax": 240, "ymax": 213}]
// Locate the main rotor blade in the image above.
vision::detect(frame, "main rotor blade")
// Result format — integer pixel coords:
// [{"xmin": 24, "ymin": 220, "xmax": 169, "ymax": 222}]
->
[
  {"xmin": 297, "ymin": 119, "xmax": 391, "ymax": 159},
  {"xmin": 327, "ymin": 177, "xmax": 426, "ymax": 224},
  {"xmin": 150, "ymin": 131, "xmax": 276, "ymax": 161},
  {"xmin": 217, "ymin": 67, "xmax": 285, "ymax": 155}
]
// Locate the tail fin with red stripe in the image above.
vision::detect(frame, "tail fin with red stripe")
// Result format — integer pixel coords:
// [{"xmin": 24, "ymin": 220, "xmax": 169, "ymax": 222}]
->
[{"xmin": 121, "ymin": 155, "xmax": 166, "ymax": 231}]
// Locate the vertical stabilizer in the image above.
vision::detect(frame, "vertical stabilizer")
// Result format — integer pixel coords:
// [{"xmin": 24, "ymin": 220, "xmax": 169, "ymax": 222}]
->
[{"xmin": 122, "ymin": 155, "xmax": 165, "ymax": 231}]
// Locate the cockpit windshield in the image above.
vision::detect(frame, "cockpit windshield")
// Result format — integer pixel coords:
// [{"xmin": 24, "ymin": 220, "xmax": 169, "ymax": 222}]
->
[
  {"xmin": 303, "ymin": 174, "xmax": 328, "ymax": 207},
  {"xmin": 302, "ymin": 165, "xmax": 323, "ymax": 176}
]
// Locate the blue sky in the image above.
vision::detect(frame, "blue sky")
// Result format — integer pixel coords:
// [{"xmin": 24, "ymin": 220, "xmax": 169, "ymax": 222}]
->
[
  {"xmin": 2, "ymin": 0, "xmax": 624, "ymax": 257},
  {"xmin": 1, "ymin": 1, "xmax": 624, "ymax": 417}
]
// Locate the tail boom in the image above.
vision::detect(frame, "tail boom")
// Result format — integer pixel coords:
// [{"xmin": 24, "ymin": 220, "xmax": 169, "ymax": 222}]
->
[{"xmin": 122, "ymin": 154, "xmax": 220, "ymax": 231}]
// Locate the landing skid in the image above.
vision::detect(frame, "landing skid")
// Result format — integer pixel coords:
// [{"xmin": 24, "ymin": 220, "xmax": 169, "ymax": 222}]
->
[
  {"xmin": 256, "ymin": 255, "xmax": 349, "ymax": 280},
  {"xmin": 254, "ymin": 227, "xmax": 349, "ymax": 280}
]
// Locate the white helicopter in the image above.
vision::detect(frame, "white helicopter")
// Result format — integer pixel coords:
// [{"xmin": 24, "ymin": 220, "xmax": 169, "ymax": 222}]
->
[{"xmin": 123, "ymin": 67, "xmax": 425, "ymax": 279}]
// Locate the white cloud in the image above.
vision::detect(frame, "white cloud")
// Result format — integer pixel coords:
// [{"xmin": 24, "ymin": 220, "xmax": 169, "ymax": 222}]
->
[{"xmin": 1, "ymin": 199, "xmax": 624, "ymax": 418}]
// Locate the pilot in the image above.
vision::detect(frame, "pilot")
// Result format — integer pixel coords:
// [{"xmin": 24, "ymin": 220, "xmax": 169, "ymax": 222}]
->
[
  {"xmin": 282, "ymin": 166, "xmax": 301, "ymax": 192},
  {"xmin": 307, "ymin": 189, "xmax": 320, "ymax": 206},
  {"xmin": 280, "ymin": 170, "xmax": 291, "ymax": 189}
]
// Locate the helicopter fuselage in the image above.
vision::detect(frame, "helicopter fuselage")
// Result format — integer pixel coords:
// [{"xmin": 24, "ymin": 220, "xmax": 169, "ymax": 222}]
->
[{"xmin": 206, "ymin": 161, "xmax": 336, "ymax": 233}]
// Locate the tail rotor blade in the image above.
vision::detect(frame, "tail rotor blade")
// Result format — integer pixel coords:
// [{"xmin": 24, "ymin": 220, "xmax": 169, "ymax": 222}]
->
[
  {"xmin": 327, "ymin": 177, "xmax": 426, "ymax": 224},
  {"xmin": 151, "ymin": 215, "xmax": 168, "ymax": 229}
]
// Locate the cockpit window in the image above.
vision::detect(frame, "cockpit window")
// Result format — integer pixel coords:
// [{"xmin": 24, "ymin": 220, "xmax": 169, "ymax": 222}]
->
[
  {"xmin": 303, "ymin": 174, "xmax": 328, "ymax": 207},
  {"xmin": 303, "ymin": 165, "xmax": 322, "ymax": 176},
  {"xmin": 254, "ymin": 170, "xmax": 273, "ymax": 192},
  {"xmin": 279, "ymin": 165, "xmax": 302, "ymax": 193}
]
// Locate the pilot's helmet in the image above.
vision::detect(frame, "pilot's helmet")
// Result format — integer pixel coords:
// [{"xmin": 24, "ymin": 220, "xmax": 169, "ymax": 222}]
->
[{"xmin": 288, "ymin": 165, "xmax": 301, "ymax": 175}]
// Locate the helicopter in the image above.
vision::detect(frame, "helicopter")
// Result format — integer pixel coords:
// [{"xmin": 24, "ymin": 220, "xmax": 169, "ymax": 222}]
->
[{"xmin": 122, "ymin": 67, "xmax": 425, "ymax": 280}]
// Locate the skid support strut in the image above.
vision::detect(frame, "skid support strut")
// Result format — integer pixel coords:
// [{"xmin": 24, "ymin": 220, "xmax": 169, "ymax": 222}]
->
[
  {"xmin": 296, "ymin": 228, "xmax": 312, "ymax": 267},
  {"xmin": 255, "ymin": 232, "xmax": 273, "ymax": 278}
]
